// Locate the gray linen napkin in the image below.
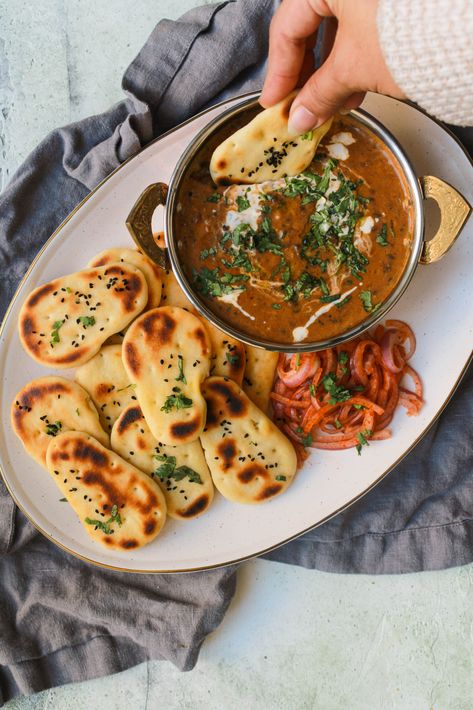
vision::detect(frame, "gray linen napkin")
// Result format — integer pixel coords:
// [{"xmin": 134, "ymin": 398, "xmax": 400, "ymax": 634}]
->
[{"xmin": 1, "ymin": 0, "xmax": 472, "ymax": 704}]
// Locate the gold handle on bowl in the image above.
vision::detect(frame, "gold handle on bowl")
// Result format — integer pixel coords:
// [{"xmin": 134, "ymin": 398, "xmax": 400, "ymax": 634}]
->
[
  {"xmin": 420, "ymin": 175, "xmax": 471, "ymax": 264},
  {"xmin": 125, "ymin": 182, "xmax": 169, "ymax": 270}
]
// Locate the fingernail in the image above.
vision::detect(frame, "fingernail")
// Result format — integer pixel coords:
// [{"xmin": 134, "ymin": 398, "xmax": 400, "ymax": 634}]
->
[{"xmin": 288, "ymin": 105, "xmax": 322, "ymax": 135}]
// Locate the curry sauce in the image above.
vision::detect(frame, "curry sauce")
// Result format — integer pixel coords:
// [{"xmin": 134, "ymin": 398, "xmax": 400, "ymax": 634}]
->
[{"xmin": 175, "ymin": 115, "xmax": 414, "ymax": 344}]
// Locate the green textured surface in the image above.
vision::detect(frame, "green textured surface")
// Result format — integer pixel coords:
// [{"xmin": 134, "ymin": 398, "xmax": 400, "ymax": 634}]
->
[{"xmin": 1, "ymin": 1, "xmax": 473, "ymax": 708}]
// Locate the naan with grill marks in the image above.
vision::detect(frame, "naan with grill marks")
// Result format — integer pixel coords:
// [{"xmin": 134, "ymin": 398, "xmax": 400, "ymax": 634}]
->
[
  {"xmin": 210, "ymin": 91, "xmax": 333, "ymax": 185},
  {"xmin": 11, "ymin": 376, "xmax": 109, "ymax": 468},
  {"xmin": 122, "ymin": 307, "xmax": 211, "ymax": 445},
  {"xmin": 46, "ymin": 431, "xmax": 167, "ymax": 550},
  {"xmin": 19, "ymin": 263, "xmax": 148, "ymax": 368},
  {"xmin": 200, "ymin": 377, "xmax": 297, "ymax": 504}
]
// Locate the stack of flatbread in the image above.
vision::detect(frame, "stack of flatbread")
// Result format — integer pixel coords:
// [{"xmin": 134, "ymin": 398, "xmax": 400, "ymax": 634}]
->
[{"xmin": 12, "ymin": 246, "xmax": 296, "ymax": 551}]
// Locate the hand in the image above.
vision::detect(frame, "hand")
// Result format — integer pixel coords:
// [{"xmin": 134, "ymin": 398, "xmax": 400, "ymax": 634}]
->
[{"xmin": 260, "ymin": 0, "xmax": 405, "ymax": 134}]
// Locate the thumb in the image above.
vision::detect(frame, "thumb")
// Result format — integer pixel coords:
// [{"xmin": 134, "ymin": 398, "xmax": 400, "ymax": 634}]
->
[{"xmin": 288, "ymin": 55, "xmax": 354, "ymax": 134}]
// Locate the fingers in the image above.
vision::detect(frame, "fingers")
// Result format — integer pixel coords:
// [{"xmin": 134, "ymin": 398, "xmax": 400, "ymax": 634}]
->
[
  {"xmin": 342, "ymin": 92, "xmax": 366, "ymax": 110},
  {"xmin": 288, "ymin": 50, "xmax": 354, "ymax": 133},
  {"xmin": 260, "ymin": 0, "xmax": 325, "ymax": 107},
  {"xmin": 298, "ymin": 33, "xmax": 317, "ymax": 86}
]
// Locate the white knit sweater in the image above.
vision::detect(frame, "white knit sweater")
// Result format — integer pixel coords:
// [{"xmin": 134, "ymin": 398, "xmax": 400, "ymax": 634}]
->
[{"xmin": 377, "ymin": 0, "xmax": 473, "ymax": 126}]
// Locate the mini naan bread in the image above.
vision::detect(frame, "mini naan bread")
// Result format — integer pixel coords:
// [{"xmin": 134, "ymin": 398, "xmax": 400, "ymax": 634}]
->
[
  {"xmin": 11, "ymin": 376, "xmax": 109, "ymax": 468},
  {"xmin": 122, "ymin": 307, "xmax": 211, "ymax": 445},
  {"xmin": 160, "ymin": 268, "xmax": 197, "ymax": 312},
  {"xmin": 203, "ymin": 320, "xmax": 246, "ymax": 386},
  {"xmin": 200, "ymin": 377, "xmax": 297, "ymax": 504},
  {"xmin": 111, "ymin": 405, "xmax": 214, "ymax": 520},
  {"xmin": 88, "ymin": 248, "xmax": 163, "ymax": 309},
  {"xmin": 46, "ymin": 432, "xmax": 167, "ymax": 550},
  {"xmin": 243, "ymin": 346, "xmax": 278, "ymax": 413},
  {"xmin": 75, "ymin": 344, "xmax": 137, "ymax": 433},
  {"xmin": 210, "ymin": 92, "xmax": 333, "ymax": 185},
  {"xmin": 18, "ymin": 263, "xmax": 148, "ymax": 368}
]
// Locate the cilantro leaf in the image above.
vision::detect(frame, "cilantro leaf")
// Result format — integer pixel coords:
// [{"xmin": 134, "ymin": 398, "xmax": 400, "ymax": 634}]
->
[
  {"xmin": 376, "ymin": 224, "xmax": 389, "ymax": 246},
  {"xmin": 153, "ymin": 454, "xmax": 203, "ymax": 484},
  {"xmin": 45, "ymin": 420, "xmax": 62, "ymax": 437},
  {"xmin": 78, "ymin": 316, "xmax": 96, "ymax": 328},
  {"xmin": 236, "ymin": 195, "xmax": 251, "ymax": 212},
  {"xmin": 176, "ymin": 355, "xmax": 187, "ymax": 384},
  {"xmin": 161, "ymin": 389, "xmax": 193, "ymax": 413}
]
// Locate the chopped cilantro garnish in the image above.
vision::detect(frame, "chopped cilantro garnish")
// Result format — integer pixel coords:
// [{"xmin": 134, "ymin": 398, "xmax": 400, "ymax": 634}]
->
[
  {"xmin": 275, "ymin": 475, "xmax": 287, "ymax": 481},
  {"xmin": 301, "ymin": 432, "xmax": 313, "ymax": 447},
  {"xmin": 85, "ymin": 518, "xmax": 112, "ymax": 534},
  {"xmin": 161, "ymin": 389, "xmax": 193, "ymax": 413},
  {"xmin": 50, "ymin": 319, "xmax": 64, "ymax": 347},
  {"xmin": 153, "ymin": 454, "xmax": 203, "ymax": 484},
  {"xmin": 193, "ymin": 267, "xmax": 249, "ymax": 297},
  {"xmin": 320, "ymin": 293, "xmax": 341, "ymax": 304},
  {"xmin": 322, "ymin": 372, "xmax": 352, "ymax": 405},
  {"xmin": 376, "ymin": 224, "xmax": 389, "ymax": 246},
  {"xmin": 338, "ymin": 351, "xmax": 348, "ymax": 365},
  {"xmin": 200, "ymin": 246, "xmax": 217, "ymax": 260},
  {"xmin": 85, "ymin": 504, "xmax": 122, "ymax": 535},
  {"xmin": 356, "ymin": 429, "xmax": 373, "ymax": 455},
  {"xmin": 236, "ymin": 195, "xmax": 251, "ymax": 212},
  {"xmin": 207, "ymin": 192, "xmax": 222, "ymax": 203},
  {"xmin": 360, "ymin": 290, "xmax": 379, "ymax": 313},
  {"xmin": 78, "ymin": 316, "xmax": 95, "ymax": 328},
  {"xmin": 272, "ymin": 303, "xmax": 282, "ymax": 310},
  {"xmin": 45, "ymin": 420, "xmax": 62, "ymax": 437},
  {"xmin": 176, "ymin": 355, "xmax": 187, "ymax": 384}
]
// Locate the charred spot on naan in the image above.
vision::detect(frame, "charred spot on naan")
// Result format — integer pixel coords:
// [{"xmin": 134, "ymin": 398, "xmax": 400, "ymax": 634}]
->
[
  {"xmin": 177, "ymin": 494, "xmax": 210, "ymax": 518},
  {"xmin": 194, "ymin": 326, "xmax": 210, "ymax": 355},
  {"xmin": 123, "ymin": 341, "xmax": 141, "ymax": 377},
  {"xmin": 26, "ymin": 283, "xmax": 55, "ymax": 308},
  {"xmin": 204, "ymin": 378, "xmax": 248, "ymax": 419},
  {"xmin": 217, "ymin": 439, "xmax": 237, "ymax": 470},
  {"xmin": 237, "ymin": 462, "xmax": 268, "ymax": 484},
  {"xmin": 257, "ymin": 484, "xmax": 283, "ymax": 500},
  {"xmin": 116, "ymin": 405, "xmax": 143, "ymax": 435},
  {"xmin": 140, "ymin": 309, "xmax": 177, "ymax": 344},
  {"xmin": 46, "ymin": 432, "xmax": 166, "ymax": 549},
  {"xmin": 102, "ymin": 266, "xmax": 145, "ymax": 313},
  {"xmin": 170, "ymin": 416, "xmax": 202, "ymax": 440},
  {"xmin": 13, "ymin": 379, "xmax": 69, "ymax": 429}
]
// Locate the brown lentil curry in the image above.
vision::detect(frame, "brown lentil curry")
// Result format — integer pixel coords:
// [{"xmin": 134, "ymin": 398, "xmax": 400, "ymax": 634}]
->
[{"xmin": 175, "ymin": 114, "xmax": 414, "ymax": 344}]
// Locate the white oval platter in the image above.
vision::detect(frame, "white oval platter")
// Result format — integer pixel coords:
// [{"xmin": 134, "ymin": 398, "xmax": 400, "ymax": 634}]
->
[{"xmin": 0, "ymin": 93, "xmax": 472, "ymax": 572}]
